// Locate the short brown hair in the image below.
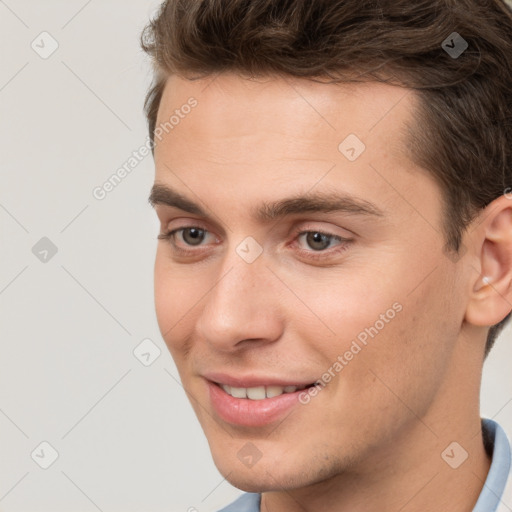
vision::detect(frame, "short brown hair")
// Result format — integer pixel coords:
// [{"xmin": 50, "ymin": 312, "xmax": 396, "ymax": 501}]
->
[{"xmin": 140, "ymin": 0, "xmax": 512, "ymax": 357}]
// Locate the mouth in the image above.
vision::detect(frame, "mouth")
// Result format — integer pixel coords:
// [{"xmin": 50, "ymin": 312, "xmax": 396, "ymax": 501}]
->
[
  {"xmin": 213, "ymin": 381, "xmax": 317, "ymax": 400},
  {"xmin": 205, "ymin": 378, "xmax": 318, "ymax": 427}
]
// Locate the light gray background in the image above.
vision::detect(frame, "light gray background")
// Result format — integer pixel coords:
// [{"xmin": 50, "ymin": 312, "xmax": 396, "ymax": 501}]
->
[{"xmin": 1, "ymin": 1, "xmax": 511, "ymax": 511}]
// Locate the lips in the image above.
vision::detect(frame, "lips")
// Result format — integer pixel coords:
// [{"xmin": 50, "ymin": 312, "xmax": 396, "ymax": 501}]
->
[
  {"xmin": 203, "ymin": 372, "xmax": 317, "ymax": 389},
  {"xmin": 204, "ymin": 373, "xmax": 318, "ymax": 427}
]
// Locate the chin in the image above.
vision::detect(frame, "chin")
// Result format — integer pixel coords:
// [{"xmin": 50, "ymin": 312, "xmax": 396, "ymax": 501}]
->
[
  {"xmin": 221, "ymin": 469, "xmax": 299, "ymax": 493},
  {"xmin": 212, "ymin": 450, "xmax": 332, "ymax": 493}
]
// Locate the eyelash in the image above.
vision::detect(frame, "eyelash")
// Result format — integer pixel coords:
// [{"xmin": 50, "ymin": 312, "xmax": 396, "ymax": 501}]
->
[{"xmin": 157, "ymin": 225, "xmax": 351, "ymax": 261}]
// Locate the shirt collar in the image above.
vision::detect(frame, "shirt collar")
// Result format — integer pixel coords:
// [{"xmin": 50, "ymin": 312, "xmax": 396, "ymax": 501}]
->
[{"xmin": 472, "ymin": 418, "xmax": 512, "ymax": 512}]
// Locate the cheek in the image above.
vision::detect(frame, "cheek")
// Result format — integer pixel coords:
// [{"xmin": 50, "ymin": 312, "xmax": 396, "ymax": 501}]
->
[
  {"xmin": 154, "ymin": 254, "xmax": 174, "ymax": 331},
  {"xmin": 283, "ymin": 266, "xmax": 403, "ymax": 355},
  {"xmin": 153, "ymin": 251, "xmax": 198, "ymax": 354},
  {"xmin": 337, "ymin": 278, "xmax": 457, "ymax": 424},
  {"xmin": 296, "ymin": 261, "xmax": 456, "ymax": 400}
]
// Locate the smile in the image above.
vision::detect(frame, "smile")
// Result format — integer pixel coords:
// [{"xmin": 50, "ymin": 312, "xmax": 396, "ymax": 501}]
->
[
  {"xmin": 207, "ymin": 379, "xmax": 318, "ymax": 427},
  {"xmin": 218, "ymin": 383, "xmax": 313, "ymax": 400}
]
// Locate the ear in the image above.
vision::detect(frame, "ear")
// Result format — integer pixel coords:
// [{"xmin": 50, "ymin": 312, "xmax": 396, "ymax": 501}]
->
[{"xmin": 465, "ymin": 195, "xmax": 512, "ymax": 327}]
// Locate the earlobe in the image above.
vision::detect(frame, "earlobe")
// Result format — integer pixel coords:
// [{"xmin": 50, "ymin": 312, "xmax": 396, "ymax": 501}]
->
[{"xmin": 465, "ymin": 196, "xmax": 512, "ymax": 327}]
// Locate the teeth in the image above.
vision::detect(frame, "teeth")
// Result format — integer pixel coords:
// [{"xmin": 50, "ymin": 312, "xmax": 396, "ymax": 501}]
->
[
  {"xmin": 230, "ymin": 386, "xmax": 247, "ymax": 398},
  {"xmin": 247, "ymin": 386, "xmax": 266, "ymax": 400},
  {"xmin": 220, "ymin": 383, "xmax": 307, "ymax": 400},
  {"xmin": 266, "ymin": 385, "xmax": 285, "ymax": 398}
]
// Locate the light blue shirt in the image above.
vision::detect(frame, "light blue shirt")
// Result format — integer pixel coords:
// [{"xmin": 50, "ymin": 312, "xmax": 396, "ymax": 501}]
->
[{"xmin": 217, "ymin": 418, "xmax": 512, "ymax": 512}]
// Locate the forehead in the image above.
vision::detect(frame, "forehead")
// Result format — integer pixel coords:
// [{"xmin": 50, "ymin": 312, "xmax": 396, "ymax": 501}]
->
[
  {"xmin": 152, "ymin": 72, "xmax": 441, "ymax": 233},
  {"xmin": 155, "ymin": 72, "xmax": 417, "ymax": 168}
]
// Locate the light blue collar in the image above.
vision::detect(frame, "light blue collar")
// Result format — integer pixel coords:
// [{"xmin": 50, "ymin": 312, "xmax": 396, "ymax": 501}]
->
[{"xmin": 473, "ymin": 418, "xmax": 511, "ymax": 512}]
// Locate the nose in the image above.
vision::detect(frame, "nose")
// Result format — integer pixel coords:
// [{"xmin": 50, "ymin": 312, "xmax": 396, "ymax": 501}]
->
[{"xmin": 194, "ymin": 246, "xmax": 284, "ymax": 352}]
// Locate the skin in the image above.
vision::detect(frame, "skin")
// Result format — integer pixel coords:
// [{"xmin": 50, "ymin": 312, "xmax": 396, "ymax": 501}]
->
[{"xmin": 150, "ymin": 72, "xmax": 512, "ymax": 511}]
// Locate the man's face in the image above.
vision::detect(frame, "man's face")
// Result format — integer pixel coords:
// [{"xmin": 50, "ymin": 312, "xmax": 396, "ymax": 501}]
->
[{"xmin": 151, "ymin": 73, "xmax": 469, "ymax": 491}]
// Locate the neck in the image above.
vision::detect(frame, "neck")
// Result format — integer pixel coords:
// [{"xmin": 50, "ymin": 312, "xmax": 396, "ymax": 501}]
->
[{"xmin": 261, "ymin": 415, "xmax": 491, "ymax": 512}]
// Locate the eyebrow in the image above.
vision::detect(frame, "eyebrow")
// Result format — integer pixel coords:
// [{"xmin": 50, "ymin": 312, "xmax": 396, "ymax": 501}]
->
[{"xmin": 148, "ymin": 183, "xmax": 385, "ymax": 222}]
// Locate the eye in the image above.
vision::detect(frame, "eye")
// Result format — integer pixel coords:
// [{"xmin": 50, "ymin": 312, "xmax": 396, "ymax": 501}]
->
[
  {"xmin": 293, "ymin": 229, "xmax": 350, "ymax": 260},
  {"xmin": 174, "ymin": 227, "xmax": 205, "ymax": 246},
  {"xmin": 158, "ymin": 225, "xmax": 352, "ymax": 261},
  {"xmin": 158, "ymin": 226, "xmax": 216, "ymax": 249},
  {"xmin": 297, "ymin": 231, "xmax": 341, "ymax": 251}
]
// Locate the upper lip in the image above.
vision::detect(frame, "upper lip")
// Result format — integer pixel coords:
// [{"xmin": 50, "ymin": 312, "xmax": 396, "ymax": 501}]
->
[{"xmin": 203, "ymin": 372, "xmax": 316, "ymax": 388}]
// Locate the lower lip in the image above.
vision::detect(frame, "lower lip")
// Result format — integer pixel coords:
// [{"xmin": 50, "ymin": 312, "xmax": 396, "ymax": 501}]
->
[{"xmin": 207, "ymin": 380, "xmax": 306, "ymax": 427}]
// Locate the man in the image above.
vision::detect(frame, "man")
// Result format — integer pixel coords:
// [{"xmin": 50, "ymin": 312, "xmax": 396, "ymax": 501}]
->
[{"xmin": 142, "ymin": 0, "xmax": 512, "ymax": 510}]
